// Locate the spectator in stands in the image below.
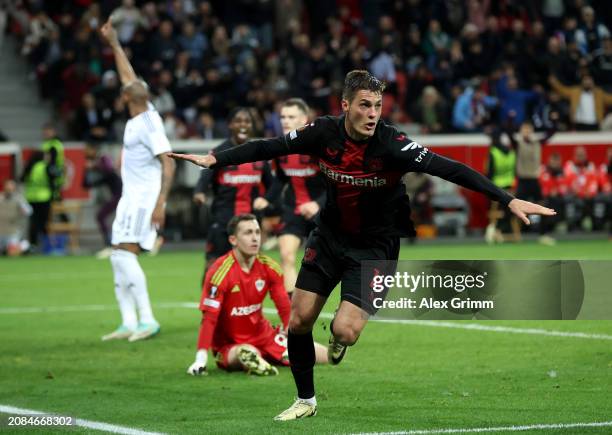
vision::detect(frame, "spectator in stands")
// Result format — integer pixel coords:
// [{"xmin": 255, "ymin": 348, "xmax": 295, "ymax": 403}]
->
[
  {"xmin": 9, "ymin": 1, "xmax": 612, "ymax": 139},
  {"xmin": 495, "ymin": 68, "xmax": 541, "ymax": 125},
  {"xmin": 422, "ymin": 19, "xmax": 451, "ymax": 68},
  {"xmin": 151, "ymin": 70, "xmax": 176, "ymax": 116},
  {"xmin": 0, "ymin": 179, "xmax": 32, "ymax": 256},
  {"xmin": 452, "ymin": 84, "xmax": 498, "ymax": 132},
  {"xmin": 92, "ymin": 70, "xmax": 121, "ymax": 112},
  {"xmin": 412, "ymin": 86, "xmax": 448, "ymax": 134},
  {"xmin": 539, "ymin": 152, "xmax": 567, "ymax": 239},
  {"xmin": 152, "ymin": 20, "xmax": 180, "ymax": 69},
  {"xmin": 549, "ymin": 74, "xmax": 612, "ymax": 130},
  {"xmin": 590, "ymin": 37, "xmax": 612, "ymax": 88},
  {"xmin": 599, "ymin": 148, "xmax": 612, "ymax": 236},
  {"xmin": 73, "ymin": 93, "xmax": 112, "ymax": 142},
  {"xmin": 109, "ymin": 0, "xmax": 148, "ymax": 44},
  {"xmin": 178, "ymin": 19, "xmax": 208, "ymax": 69},
  {"xmin": 194, "ymin": 112, "xmax": 226, "ymax": 139},
  {"xmin": 82, "ymin": 144, "xmax": 122, "ymax": 259},
  {"xmin": 564, "ymin": 146, "xmax": 600, "ymax": 231},
  {"xmin": 575, "ymin": 6, "xmax": 610, "ymax": 54}
]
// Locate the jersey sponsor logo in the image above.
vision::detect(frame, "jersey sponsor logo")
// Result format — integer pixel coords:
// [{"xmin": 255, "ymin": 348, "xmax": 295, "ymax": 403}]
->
[
  {"xmin": 209, "ymin": 286, "xmax": 219, "ymax": 298},
  {"xmin": 283, "ymin": 168, "xmax": 318, "ymax": 177},
  {"xmin": 231, "ymin": 285, "xmax": 240, "ymax": 293},
  {"xmin": 400, "ymin": 141, "xmax": 422, "ymax": 151},
  {"xmin": 222, "ymin": 173, "xmax": 262, "ymax": 184},
  {"xmin": 415, "ymin": 148, "xmax": 429, "ymax": 163},
  {"xmin": 203, "ymin": 298, "xmax": 220, "ymax": 309},
  {"xmin": 255, "ymin": 279, "xmax": 265, "ymax": 292},
  {"xmin": 319, "ymin": 162, "xmax": 387, "ymax": 187},
  {"xmin": 230, "ymin": 303, "xmax": 262, "ymax": 316}
]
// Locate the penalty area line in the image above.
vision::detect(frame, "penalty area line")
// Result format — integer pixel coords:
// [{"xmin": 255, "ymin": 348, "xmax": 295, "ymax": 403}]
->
[
  {"xmin": 0, "ymin": 303, "xmax": 611, "ymax": 341},
  {"xmin": 0, "ymin": 404, "xmax": 166, "ymax": 435},
  {"xmin": 351, "ymin": 420, "xmax": 612, "ymax": 435}
]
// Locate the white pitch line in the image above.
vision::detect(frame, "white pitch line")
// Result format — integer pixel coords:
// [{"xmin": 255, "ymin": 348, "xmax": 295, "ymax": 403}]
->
[
  {"xmin": 0, "ymin": 404, "xmax": 165, "ymax": 435},
  {"xmin": 1, "ymin": 303, "xmax": 611, "ymax": 341},
  {"xmin": 352, "ymin": 420, "xmax": 612, "ymax": 435}
]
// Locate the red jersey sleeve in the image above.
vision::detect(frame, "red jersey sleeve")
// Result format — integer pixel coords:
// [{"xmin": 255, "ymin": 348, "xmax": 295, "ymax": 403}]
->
[{"xmin": 196, "ymin": 259, "xmax": 227, "ymax": 350}]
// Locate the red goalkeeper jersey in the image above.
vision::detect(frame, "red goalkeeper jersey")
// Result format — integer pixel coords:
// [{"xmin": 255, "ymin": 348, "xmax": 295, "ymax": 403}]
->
[{"xmin": 197, "ymin": 251, "xmax": 290, "ymax": 351}]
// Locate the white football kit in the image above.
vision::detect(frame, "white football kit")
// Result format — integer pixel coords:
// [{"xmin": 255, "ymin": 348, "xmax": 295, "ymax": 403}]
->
[{"xmin": 111, "ymin": 103, "xmax": 171, "ymax": 250}]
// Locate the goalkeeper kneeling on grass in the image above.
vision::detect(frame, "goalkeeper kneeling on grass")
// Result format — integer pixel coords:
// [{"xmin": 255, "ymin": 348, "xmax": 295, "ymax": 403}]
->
[{"xmin": 188, "ymin": 213, "xmax": 328, "ymax": 376}]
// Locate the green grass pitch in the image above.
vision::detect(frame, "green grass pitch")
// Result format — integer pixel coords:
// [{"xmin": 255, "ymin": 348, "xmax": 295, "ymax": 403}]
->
[{"xmin": 0, "ymin": 240, "xmax": 611, "ymax": 434}]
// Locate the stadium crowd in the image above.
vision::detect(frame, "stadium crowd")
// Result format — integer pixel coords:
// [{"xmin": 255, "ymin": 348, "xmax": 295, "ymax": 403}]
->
[
  {"xmin": 0, "ymin": 0, "xmax": 611, "ymax": 257},
  {"xmin": 4, "ymin": 0, "xmax": 612, "ymax": 141}
]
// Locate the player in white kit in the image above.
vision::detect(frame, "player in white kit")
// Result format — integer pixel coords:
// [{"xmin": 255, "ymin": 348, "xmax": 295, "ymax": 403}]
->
[{"xmin": 99, "ymin": 19, "xmax": 175, "ymax": 342}]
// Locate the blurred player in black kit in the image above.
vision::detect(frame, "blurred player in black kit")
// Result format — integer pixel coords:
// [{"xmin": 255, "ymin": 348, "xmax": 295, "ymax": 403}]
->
[
  {"xmin": 253, "ymin": 98, "xmax": 326, "ymax": 296},
  {"xmin": 193, "ymin": 107, "xmax": 277, "ymax": 272}
]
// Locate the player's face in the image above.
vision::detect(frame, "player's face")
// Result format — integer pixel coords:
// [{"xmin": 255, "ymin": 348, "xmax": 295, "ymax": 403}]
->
[
  {"xmin": 229, "ymin": 111, "xmax": 253, "ymax": 145},
  {"xmin": 230, "ymin": 219, "xmax": 261, "ymax": 257},
  {"xmin": 342, "ymin": 90, "xmax": 382, "ymax": 141},
  {"xmin": 280, "ymin": 105, "xmax": 308, "ymax": 135}
]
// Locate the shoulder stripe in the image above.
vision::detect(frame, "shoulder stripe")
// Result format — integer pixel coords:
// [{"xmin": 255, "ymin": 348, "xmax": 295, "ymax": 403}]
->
[
  {"xmin": 210, "ymin": 255, "xmax": 235, "ymax": 286},
  {"xmin": 257, "ymin": 254, "xmax": 283, "ymax": 276},
  {"xmin": 143, "ymin": 112, "xmax": 156, "ymax": 133}
]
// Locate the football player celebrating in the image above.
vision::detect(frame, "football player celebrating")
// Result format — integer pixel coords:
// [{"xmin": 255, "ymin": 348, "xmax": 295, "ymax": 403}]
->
[
  {"xmin": 172, "ymin": 70, "xmax": 555, "ymax": 420},
  {"xmin": 187, "ymin": 213, "xmax": 327, "ymax": 376}
]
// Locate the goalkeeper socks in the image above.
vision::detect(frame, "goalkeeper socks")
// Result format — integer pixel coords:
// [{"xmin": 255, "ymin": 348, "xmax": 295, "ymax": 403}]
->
[
  {"xmin": 112, "ymin": 249, "xmax": 157, "ymax": 325},
  {"xmin": 110, "ymin": 250, "xmax": 137, "ymax": 330},
  {"xmin": 288, "ymin": 329, "xmax": 316, "ymax": 400}
]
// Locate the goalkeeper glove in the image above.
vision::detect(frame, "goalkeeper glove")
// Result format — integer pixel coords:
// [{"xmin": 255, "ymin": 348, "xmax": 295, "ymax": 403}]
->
[{"xmin": 187, "ymin": 349, "xmax": 208, "ymax": 376}]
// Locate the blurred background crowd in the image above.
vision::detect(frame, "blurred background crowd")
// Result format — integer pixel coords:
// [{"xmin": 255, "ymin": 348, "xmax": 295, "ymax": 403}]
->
[{"xmin": 3, "ymin": 0, "xmax": 612, "ymax": 142}]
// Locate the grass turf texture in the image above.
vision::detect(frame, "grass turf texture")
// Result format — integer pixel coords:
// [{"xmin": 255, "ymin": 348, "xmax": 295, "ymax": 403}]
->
[{"xmin": 0, "ymin": 240, "xmax": 611, "ymax": 434}]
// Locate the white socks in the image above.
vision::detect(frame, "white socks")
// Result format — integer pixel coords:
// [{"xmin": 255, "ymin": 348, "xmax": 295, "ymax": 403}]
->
[
  {"xmin": 110, "ymin": 249, "xmax": 157, "ymax": 327},
  {"xmin": 299, "ymin": 396, "xmax": 317, "ymax": 406}
]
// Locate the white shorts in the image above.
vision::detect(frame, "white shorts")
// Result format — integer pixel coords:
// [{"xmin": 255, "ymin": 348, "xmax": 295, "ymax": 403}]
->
[{"xmin": 111, "ymin": 196, "xmax": 157, "ymax": 251}]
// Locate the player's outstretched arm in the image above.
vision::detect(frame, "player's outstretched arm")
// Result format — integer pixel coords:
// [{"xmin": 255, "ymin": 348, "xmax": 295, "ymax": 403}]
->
[
  {"xmin": 170, "ymin": 119, "xmax": 322, "ymax": 169},
  {"xmin": 99, "ymin": 19, "xmax": 137, "ymax": 86},
  {"xmin": 423, "ymin": 154, "xmax": 556, "ymax": 224}
]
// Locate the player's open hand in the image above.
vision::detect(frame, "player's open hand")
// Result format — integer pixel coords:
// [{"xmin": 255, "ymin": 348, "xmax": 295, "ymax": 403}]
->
[
  {"xmin": 168, "ymin": 153, "xmax": 217, "ymax": 168},
  {"xmin": 508, "ymin": 199, "xmax": 556, "ymax": 225},
  {"xmin": 99, "ymin": 19, "xmax": 119, "ymax": 46},
  {"xmin": 187, "ymin": 361, "xmax": 208, "ymax": 376}
]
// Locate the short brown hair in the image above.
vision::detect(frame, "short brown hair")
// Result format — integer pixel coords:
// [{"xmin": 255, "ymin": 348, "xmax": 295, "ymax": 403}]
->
[
  {"xmin": 342, "ymin": 70, "xmax": 386, "ymax": 102},
  {"xmin": 227, "ymin": 213, "xmax": 258, "ymax": 235},
  {"xmin": 282, "ymin": 98, "xmax": 310, "ymax": 115}
]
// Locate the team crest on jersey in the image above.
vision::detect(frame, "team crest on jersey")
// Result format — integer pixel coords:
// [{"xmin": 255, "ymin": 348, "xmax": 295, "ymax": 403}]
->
[
  {"xmin": 325, "ymin": 147, "xmax": 340, "ymax": 159},
  {"xmin": 255, "ymin": 279, "xmax": 265, "ymax": 292},
  {"xmin": 209, "ymin": 286, "xmax": 218, "ymax": 298},
  {"xmin": 366, "ymin": 158, "xmax": 384, "ymax": 171}
]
